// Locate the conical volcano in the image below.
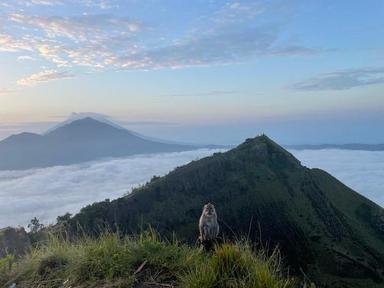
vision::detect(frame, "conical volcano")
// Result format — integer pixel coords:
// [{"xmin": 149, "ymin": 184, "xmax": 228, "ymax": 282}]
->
[
  {"xmin": 0, "ymin": 117, "xmax": 196, "ymax": 170},
  {"xmin": 70, "ymin": 135, "xmax": 384, "ymax": 287}
]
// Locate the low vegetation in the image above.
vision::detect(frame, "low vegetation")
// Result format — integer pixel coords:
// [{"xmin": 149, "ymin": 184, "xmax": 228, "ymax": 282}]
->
[{"xmin": 0, "ymin": 230, "xmax": 299, "ymax": 288}]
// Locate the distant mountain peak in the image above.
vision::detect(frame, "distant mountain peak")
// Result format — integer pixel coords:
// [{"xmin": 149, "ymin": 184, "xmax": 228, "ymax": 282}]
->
[
  {"xmin": 59, "ymin": 116, "xmax": 120, "ymax": 127},
  {"xmin": 44, "ymin": 112, "xmax": 125, "ymax": 135},
  {"xmin": 44, "ymin": 116, "xmax": 133, "ymax": 140},
  {"xmin": 0, "ymin": 113, "xmax": 195, "ymax": 170}
]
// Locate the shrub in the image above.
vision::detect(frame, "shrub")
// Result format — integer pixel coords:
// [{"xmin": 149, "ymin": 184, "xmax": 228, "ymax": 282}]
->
[
  {"xmin": 0, "ymin": 254, "xmax": 15, "ymax": 284},
  {"xmin": 37, "ymin": 254, "xmax": 68, "ymax": 277}
]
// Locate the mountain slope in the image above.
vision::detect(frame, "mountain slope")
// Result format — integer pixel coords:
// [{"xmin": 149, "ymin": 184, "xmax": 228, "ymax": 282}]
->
[
  {"xmin": 0, "ymin": 117, "xmax": 195, "ymax": 170},
  {"xmin": 68, "ymin": 135, "xmax": 384, "ymax": 287}
]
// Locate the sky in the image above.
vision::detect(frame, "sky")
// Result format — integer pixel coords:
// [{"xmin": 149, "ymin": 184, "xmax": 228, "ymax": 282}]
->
[{"xmin": 0, "ymin": 0, "xmax": 383, "ymax": 145}]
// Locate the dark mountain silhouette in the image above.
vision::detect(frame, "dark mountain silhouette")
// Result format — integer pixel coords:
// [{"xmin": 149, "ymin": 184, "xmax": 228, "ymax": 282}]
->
[
  {"xmin": 0, "ymin": 117, "xmax": 196, "ymax": 170},
  {"xmin": 287, "ymin": 143, "xmax": 384, "ymax": 151},
  {"xmin": 68, "ymin": 135, "xmax": 384, "ymax": 287}
]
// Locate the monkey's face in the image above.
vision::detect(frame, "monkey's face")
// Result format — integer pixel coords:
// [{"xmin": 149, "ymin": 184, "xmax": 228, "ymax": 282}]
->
[{"xmin": 203, "ymin": 203, "xmax": 216, "ymax": 216}]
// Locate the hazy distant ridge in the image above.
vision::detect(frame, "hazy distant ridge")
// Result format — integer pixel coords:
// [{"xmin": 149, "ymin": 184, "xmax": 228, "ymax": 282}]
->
[
  {"xmin": 286, "ymin": 143, "xmax": 384, "ymax": 151},
  {"xmin": 0, "ymin": 117, "xmax": 197, "ymax": 170}
]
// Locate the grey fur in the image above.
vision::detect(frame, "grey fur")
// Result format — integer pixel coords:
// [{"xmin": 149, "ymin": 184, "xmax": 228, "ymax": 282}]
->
[{"xmin": 199, "ymin": 203, "xmax": 219, "ymax": 241}]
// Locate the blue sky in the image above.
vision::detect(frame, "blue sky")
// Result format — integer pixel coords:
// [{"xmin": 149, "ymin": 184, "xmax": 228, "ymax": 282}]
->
[{"xmin": 0, "ymin": 0, "xmax": 383, "ymax": 144}]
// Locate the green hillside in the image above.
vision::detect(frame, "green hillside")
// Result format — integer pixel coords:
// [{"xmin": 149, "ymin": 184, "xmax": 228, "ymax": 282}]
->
[{"xmin": 66, "ymin": 135, "xmax": 384, "ymax": 287}]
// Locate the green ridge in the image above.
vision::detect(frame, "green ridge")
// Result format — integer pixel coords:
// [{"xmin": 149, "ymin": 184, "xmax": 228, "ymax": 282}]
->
[{"xmin": 60, "ymin": 135, "xmax": 384, "ymax": 287}]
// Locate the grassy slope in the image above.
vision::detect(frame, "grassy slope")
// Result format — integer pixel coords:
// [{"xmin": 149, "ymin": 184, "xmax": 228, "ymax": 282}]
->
[{"xmin": 0, "ymin": 231, "xmax": 297, "ymax": 288}]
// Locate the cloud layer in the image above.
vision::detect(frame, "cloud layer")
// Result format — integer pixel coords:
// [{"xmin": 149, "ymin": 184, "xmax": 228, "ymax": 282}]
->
[
  {"xmin": 0, "ymin": 149, "xmax": 222, "ymax": 228},
  {"xmin": 290, "ymin": 149, "xmax": 384, "ymax": 207},
  {"xmin": 1, "ymin": 148, "xmax": 383, "ymax": 228}
]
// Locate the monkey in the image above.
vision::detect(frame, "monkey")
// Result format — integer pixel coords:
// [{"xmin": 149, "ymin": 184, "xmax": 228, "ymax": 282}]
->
[{"xmin": 199, "ymin": 203, "xmax": 219, "ymax": 243}]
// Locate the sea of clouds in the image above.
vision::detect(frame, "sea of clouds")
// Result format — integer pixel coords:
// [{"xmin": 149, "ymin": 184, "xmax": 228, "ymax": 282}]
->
[
  {"xmin": 0, "ymin": 149, "xmax": 223, "ymax": 228},
  {"xmin": 0, "ymin": 149, "xmax": 383, "ymax": 229},
  {"xmin": 290, "ymin": 149, "xmax": 384, "ymax": 208}
]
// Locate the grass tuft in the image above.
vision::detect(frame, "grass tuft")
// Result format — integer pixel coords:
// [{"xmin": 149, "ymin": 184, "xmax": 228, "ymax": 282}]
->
[{"xmin": 181, "ymin": 241, "xmax": 294, "ymax": 288}]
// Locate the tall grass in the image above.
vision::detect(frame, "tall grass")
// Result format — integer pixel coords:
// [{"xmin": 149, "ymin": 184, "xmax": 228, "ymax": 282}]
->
[
  {"xmin": 0, "ymin": 231, "xmax": 299, "ymax": 288},
  {"xmin": 181, "ymin": 242, "xmax": 294, "ymax": 288}
]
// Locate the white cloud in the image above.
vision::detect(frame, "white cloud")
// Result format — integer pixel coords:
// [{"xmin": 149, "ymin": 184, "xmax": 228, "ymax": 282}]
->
[
  {"xmin": 0, "ymin": 34, "xmax": 33, "ymax": 52},
  {"xmin": 0, "ymin": 149, "xmax": 222, "ymax": 228},
  {"xmin": 81, "ymin": 0, "xmax": 115, "ymax": 9},
  {"xmin": 290, "ymin": 149, "xmax": 384, "ymax": 208},
  {"xmin": 17, "ymin": 55, "xmax": 35, "ymax": 61},
  {"xmin": 8, "ymin": 13, "xmax": 140, "ymax": 42},
  {"xmin": 4, "ymin": 13, "xmax": 141, "ymax": 70},
  {"xmin": 113, "ymin": 28, "xmax": 317, "ymax": 70},
  {"xmin": 0, "ymin": 88, "xmax": 15, "ymax": 95},
  {"xmin": 214, "ymin": 1, "xmax": 265, "ymax": 24},
  {"xmin": 291, "ymin": 67, "xmax": 384, "ymax": 91},
  {"xmin": 164, "ymin": 90, "xmax": 237, "ymax": 97},
  {"xmin": 17, "ymin": 69, "xmax": 73, "ymax": 86},
  {"xmin": 26, "ymin": 0, "xmax": 62, "ymax": 6},
  {"xmin": 15, "ymin": 0, "xmax": 114, "ymax": 8},
  {"xmin": 37, "ymin": 43, "xmax": 70, "ymax": 67},
  {"xmin": 0, "ymin": 1, "xmax": 317, "ymax": 75}
]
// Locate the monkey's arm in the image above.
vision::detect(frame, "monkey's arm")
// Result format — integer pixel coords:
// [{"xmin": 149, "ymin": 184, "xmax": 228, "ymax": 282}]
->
[{"xmin": 198, "ymin": 217, "xmax": 204, "ymax": 235}]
